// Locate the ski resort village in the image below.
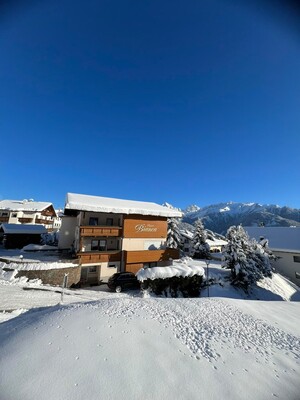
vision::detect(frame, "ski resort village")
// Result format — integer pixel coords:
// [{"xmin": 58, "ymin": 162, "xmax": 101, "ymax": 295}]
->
[{"xmin": 0, "ymin": 193, "xmax": 300, "ymax": 400}]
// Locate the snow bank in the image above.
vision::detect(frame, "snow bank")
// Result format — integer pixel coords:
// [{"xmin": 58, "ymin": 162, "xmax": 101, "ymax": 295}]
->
[
  {"xmin": 22, "ymin": 244, "xmax": 58, "ymax": 251},
  {"xmin": 136, "ymin": 258, "xmax": 205, "ymax": 282},
  {"xmin": 0, "ymin": 261, "xmax": 76, "ymax": 271}
]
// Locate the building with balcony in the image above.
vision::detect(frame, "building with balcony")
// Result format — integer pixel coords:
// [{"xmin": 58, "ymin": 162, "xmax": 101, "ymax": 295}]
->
[
  {"xmin": 59, "ymin": 192, "xmax": 182, "ymax": 285},
  {"xmin": 0, "ymin": 199, "xmax": 59, "ymax": 231}
]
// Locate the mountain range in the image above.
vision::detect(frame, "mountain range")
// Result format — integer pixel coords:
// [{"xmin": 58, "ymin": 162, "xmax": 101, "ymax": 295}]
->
[{"xmin": 163, "ymin": 202, "xmax": 300, "ymax": 235}]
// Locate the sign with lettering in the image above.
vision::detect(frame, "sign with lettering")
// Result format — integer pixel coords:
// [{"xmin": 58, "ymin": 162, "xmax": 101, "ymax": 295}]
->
[
  {"xmin": 123, "ymin": 217, "xmax": 167, "ymax": 238},
  {"xmin": 135, "ymin": 224, "xmax": 158, "ymax": 233}
]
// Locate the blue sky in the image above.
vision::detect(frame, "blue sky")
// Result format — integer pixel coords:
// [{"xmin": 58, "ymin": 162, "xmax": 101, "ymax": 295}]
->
[{"xmin": 1, "ymin": 0, "xmax": 300, "ymax": 210}]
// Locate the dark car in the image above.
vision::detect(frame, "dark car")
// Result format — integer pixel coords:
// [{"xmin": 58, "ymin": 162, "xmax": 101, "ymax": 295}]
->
[{"xmin": 107, "ymin": 272, "xmax": 140, "ymax": 293}]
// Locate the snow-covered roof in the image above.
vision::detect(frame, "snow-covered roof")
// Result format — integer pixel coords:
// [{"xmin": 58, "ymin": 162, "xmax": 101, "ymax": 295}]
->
[
  {"xmin": 0, "ymin": 200, "xmax": 53, "ymax": 212},
  {"xmin": 245, "ymin": 227, "xmax": 300, "ymax": 253},
  {"xmin": 64, "ymin": 193, "xmax": 182, "ymax": 217},
  {"xmin": 0, "ymin": 224, "xmax": 47, "ymax": 234},
  {"xmin": 207, "ymin": 239, "xmax": 227, "ymax": 247}
]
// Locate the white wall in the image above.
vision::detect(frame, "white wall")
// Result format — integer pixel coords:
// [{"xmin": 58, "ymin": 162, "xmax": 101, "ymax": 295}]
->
[
  {"xmin": 58, "ymin": 216, "xmax": 77, "ymax": 250},
  {"xmin": 122, "ymin": 238, "xmax": 166, "ymax": 251},
  {"xmin": 273, "ymin": 251, "xmax": 300, "ymax": 286}
]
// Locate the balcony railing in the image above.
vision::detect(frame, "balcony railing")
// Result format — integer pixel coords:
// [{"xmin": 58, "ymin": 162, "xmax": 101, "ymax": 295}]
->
[
  {"xmin": 35, "ymin": 218, "xmax": 53, "ymax": 225},
  {"xmin": 78, "ymin": 250, "xmax": 122, "ymax": 264},
  {"xmin": 0, "ymin": 217, "xmax": 9, "ymax": 223},
  {"xmin": 80, "ymin": 226, "xmax": 122, "ymax": 237}
]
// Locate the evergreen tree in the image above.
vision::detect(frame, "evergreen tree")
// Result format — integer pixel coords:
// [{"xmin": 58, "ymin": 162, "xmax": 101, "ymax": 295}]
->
[
  {"xmin": 222, "ymin": 225, "xmax": 274, "ymax": 289},
  {"xmin": 192, "ymin": 219, "xmax": 210, "ymax": 259},
  {"xmin": 166, "ymin": 218, "xmax": 182, "ymax": 249}
]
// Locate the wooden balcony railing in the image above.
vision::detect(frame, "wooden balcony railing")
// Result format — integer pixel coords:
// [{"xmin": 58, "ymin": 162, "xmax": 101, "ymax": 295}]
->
[
  {"xmin": 0, "ymin": 217, "xmax": 9, "ymax": 223},
  {"xmin": 35, "ymin": 218, "xmax": 53, "ymax": 225},
  {"xmin": 78, "ymin": 250, "xmax": 122, "ymax": 264},
  {"xmin": 80, "ymin": 226, "xmax": 122, "ymax": 237}
]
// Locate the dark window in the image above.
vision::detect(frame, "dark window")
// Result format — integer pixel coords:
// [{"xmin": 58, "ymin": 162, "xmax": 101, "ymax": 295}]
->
[
  {"xmin": 91, "ymin": 240, "xmax": 99, "ymax": 251},
  {"xmin": 106, "ymin": 218, "xmax": 113, "ymax": 226},
  {"xmin": 99, "ymin": 240, "xmax": 107, "ymax": 251},
  {"xmin": 89, "ymin": 266, "xmax": 97, "ymax": 273},
  {"xmin": 1, "ymin": 212, "xmax": 8, "ymax": 216},
  {"xmin": 293, "ymin": 256, "xmax": 300, "ymax": 263},
  {"xmin": 89, "ymin": 217, "xmax": 98, "ymax": 226},
  {"xmin": 144, "ymin": 262, "xmax": 157, "ymax": 269},
  {"xmin": 11, "ymin": 213, "xmax": 17, "ymax": 218},
  {"xmin": 91, "ymin": 239, "xmax": 107, "ymax": 251}
]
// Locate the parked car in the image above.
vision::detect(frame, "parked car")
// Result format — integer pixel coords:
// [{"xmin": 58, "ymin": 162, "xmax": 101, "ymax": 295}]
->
[{"xmin": 107, "ymin": 272, "xmax": 140, "ymax": 293}]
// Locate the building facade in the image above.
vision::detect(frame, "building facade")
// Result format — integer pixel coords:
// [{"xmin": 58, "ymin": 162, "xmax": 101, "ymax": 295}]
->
[
  {"xmin": 245, "ymin": 226, "xmax": 300, "ymax": 286},
  {"xmin": 59, "ymin": 193, "xmax": 182, "ymax": 285}
]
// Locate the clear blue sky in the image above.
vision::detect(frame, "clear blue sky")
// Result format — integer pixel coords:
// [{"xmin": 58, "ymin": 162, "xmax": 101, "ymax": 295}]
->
[{"xmin": 1, "ymin": 0, "xmax": 300, "ymax": 210}]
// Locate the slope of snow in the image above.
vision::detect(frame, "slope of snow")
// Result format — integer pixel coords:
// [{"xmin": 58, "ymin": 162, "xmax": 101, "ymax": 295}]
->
[
  {"xmin": 0, "ymin": 296, "xmax": 299, "ymax": 400},
  {"xmin": 0, "ymin": 260, "xmax": 300, "ymax": 400}
]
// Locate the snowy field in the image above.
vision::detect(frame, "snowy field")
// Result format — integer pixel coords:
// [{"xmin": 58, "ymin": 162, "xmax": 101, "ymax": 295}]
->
[{"xmin": 0, "ymin": 260, "xmax": 300, "ymax": 400}]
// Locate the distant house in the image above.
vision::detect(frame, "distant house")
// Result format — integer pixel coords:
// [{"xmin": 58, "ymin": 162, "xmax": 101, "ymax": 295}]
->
[
  {"xmin": 245, "ymin": 226, "xmax": 300, "ymax": 286},
  {"xmin": 0, "ymin": 223, "xmax": 47, "ymax": 249},
  {"xmin": 59, "ymin": 192, "xmax": 182, "ymax": 285},
  {"xmin": 180, "ymin": 229, "xmax": 227, "ymax": 256},
  {"xmin": 0, "ymin": 199, "xmax": 59, "ymax": 231}
]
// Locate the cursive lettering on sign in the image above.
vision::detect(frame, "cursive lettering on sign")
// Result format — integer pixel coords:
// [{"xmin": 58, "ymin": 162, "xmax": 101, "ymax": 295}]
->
[{"xmin": 135, "ymin": 224, "xmax": 158, "ymax": 233}]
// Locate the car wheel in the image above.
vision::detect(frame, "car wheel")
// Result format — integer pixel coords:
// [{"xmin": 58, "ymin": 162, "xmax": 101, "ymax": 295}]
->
[{"xmin": 115, "ymin": 286, "xmax": 122, "ymax": 293}]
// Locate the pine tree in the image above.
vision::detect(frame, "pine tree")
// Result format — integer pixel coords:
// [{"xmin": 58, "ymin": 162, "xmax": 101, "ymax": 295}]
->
[
  {"xmin": 222, "ymin": 225, "xmax": 274, "ymax": 289},
  {"xmin": 192, "ymin": 219, "xmax": 210, "ymax": 259},
  {"xmin": 166, "ymin": 218, "xmax": 182, "ymax": 249}
]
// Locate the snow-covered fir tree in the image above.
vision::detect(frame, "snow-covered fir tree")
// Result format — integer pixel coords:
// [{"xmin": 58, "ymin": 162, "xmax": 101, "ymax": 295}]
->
[
  {"xmin": 222, "ymin": 225, "xmax": 274, "ymax": 289},
  {"xmin": 192, "ymin": 219, "xmax": 210, "ymax": 259},
  {"xmin": 166, "ymin": 218, "xmax": 182, "ymax": 249}
]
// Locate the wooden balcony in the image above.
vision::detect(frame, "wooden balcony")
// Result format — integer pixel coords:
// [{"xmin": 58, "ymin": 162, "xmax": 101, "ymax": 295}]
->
[
  {"xmin": 35, "ymin": 218, "xmax": 53, "ymax": 225},
  {"xmin": 124, "ymin": 248, "xmax": 180, "ymax": 264},
  {"xmin": 80, "ymin": 226, "xmax": 122, "ymax": 237},
  {"xmin": 18, "ymin": 218, "xmax": 33, "ymax": 223},
  {"xmin": 78, "ymin": 250, "xmax": 122, "ymax": 264},
  {"xmin": 0, "ymin": 217, "xmax": 9, "ymax": 223}
]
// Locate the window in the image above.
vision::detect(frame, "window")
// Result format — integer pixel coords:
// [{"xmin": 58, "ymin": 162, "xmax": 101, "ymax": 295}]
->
[
  {"xmin": 1, "ymin": 212, "xmax": 8, "ymax": 216},
  {"xmin": 89, "ymin": 217, "xmax": 98, "ymax": 226},
  {"xmin": 108, "ymin": 264, "xmax": 117, "ymax": 269},
  {"xmin": 91, "ymin": 239, "xmax": 107, "ymax": 251},
  {"xmin": 11, "ymin": 213, "xmax": 17, "ymax": 218},
  {"xmin": 89, "ymin": 266, "xmax": 97, "ymax": 273},
  {"xmin": 99, "ymin": 240, "xmax": 106, "ymax": 251},
  {"xmin": 184, "ymin": 248, "xmax": 189, "ymax": 252},
  {"xmin": 293, "ymin": 256, "xmax": 300, "ymax": 263},
  {"xmin": 144, "ymin": 262, "xmax": 157, "ymax": 269},
  {"xmin": 106, "ymin": 218, "xmax": 113, "ymax": 226},
  {"xmin": 91, "ymin": 240, "xmax": 99, "ymax": 251}
]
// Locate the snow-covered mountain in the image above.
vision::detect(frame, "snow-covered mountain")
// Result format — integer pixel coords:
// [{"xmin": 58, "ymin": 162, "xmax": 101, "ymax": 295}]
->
[{"xmin": 181, "ymin": 202, "xmax": 300, "ymax": 235}]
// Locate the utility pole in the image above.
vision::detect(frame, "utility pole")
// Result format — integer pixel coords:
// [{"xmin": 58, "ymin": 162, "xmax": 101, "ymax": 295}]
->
[{"xmin": 205, "ymin": 260, "xmax": 210, "ymax": 298}]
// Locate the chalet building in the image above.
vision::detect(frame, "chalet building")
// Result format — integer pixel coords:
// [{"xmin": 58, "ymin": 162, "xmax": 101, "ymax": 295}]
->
[
  {"xmin": 59, "ymin": 193, "xmax": 182, "ymax": 285},
  {"xmin": 180, "ymin": 229, "xmax": 227, "ymax": 256},
  {"xmin": 0, "ymin": 199, "xmax": 59, "ymax": 231}
]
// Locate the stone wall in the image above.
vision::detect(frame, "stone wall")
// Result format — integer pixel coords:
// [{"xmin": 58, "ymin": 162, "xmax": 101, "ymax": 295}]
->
[{"xmin": 16, "ymin": 266, "xmax": 81, "ymax": 287}]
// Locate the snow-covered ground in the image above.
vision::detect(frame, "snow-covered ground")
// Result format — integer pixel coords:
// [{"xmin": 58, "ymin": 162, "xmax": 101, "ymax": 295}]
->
[{"xmin": 0, "ymin": 259, "xmax": 300, "ymax": 400}]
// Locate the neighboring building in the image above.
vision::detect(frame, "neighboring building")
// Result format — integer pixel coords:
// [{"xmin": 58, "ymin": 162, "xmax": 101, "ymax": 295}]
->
[
  {"xmin": 0, "ymin": 223, "xmax": 47, "ymax": 249},
  {"xmin": 59, "ymin": 192, "xmax": 182, "ymax": 285},
  {"xmin": 180, "ymin": 229, "xmax": 227, "ymax": 256},
  {"xmin": 245, "ymin": 226, "xmax": 300, "ymax": 286},
  {"xmin": 0, "ymin": 199, "xmax": 59, "ymax": 231}
]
